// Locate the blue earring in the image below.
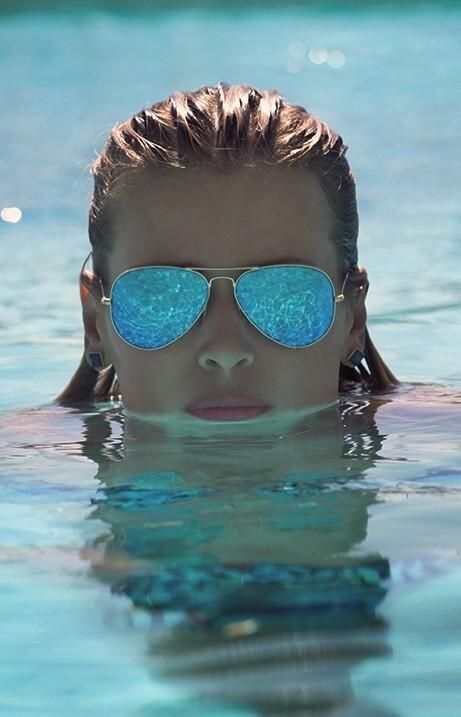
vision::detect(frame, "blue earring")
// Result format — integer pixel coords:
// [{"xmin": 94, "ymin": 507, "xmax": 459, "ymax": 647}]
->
[
  {"xmin": 348, "ymin": 348, "xmax": 365, "ymax": 367},
  {"xmin": 89, "ymin": 352, "xmax": 104, "ymax": 371}
]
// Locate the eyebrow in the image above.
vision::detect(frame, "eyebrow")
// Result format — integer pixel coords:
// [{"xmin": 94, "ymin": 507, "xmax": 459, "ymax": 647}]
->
[
  {"xmin": 119, "ymin": 258, "xmax": 317, "ymax": 275},
  {"xmin": 181, "ymin": 257, "xmax": 314, "ymax": 268}
]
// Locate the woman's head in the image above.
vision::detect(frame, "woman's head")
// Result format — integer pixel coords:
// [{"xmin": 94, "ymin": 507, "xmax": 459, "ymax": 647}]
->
[{"xmin": 59, "ymin": 83, "xmax": 397, "ymax": 418}]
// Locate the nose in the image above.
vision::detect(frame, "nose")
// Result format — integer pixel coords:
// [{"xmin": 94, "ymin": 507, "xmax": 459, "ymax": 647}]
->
[{"xmin": 196, "ymin": 275, "xmax": 255, "ymax": 377}]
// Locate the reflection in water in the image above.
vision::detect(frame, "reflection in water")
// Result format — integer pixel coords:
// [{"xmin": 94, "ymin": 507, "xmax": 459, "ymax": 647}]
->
[{"xmin": 77, "ymin": 398, "xmax": 399, "ymax": 715}]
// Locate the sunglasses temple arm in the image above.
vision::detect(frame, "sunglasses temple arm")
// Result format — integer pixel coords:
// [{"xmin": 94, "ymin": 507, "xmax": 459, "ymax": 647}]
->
[
  {"xmin": 79, "ymin": 251, "xmax": 111, "ymax": 304},
  {"xmin": 335, "ymin": 272, "xmax": 350, "ymax": 302}
]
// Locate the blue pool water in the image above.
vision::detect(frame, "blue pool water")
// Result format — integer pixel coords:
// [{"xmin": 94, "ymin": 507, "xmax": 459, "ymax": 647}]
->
[
  {"xmin": 1, "ymin": 2, "xmax": 461, "ymax": 715},
  {"xmin": 1, "ymin": 394, "xmax": 461, "ymax": 716}
]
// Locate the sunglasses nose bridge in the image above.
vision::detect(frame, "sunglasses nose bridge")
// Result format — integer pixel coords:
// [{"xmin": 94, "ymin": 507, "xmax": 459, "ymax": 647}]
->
[
  {"xmin": 201, "ymin": 274, "xmax": 241, "ymax": 322},
  {"xmin": 208, "ymin": 275, "xmax": 237, "ymax": 288},
  {"xmin": 206, "ymin": 274, "xmax": 238, "ymax": 306}
]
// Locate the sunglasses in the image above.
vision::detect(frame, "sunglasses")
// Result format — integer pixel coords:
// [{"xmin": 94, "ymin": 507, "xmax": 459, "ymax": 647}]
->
[{"xmin": 82, "ymin": 254, "xmax": 348, "ymax": 351}]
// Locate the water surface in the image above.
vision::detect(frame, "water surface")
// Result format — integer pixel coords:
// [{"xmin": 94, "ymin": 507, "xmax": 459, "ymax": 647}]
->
[{"xmin": 1, "ymin": 388, "xmax": 461, "ymax": 715}]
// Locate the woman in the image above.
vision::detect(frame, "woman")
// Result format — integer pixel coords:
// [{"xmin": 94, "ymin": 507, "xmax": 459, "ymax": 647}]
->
[{"xmin": 58, "ymin": 82, "xmax": 397, "ymax": 426}]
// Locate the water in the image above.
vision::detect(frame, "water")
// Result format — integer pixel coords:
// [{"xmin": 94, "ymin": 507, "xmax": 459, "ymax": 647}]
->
[
  {"xmin": 1, "ymin": 392, "xmax": 461, "ymax": 715},
  {"xmin": 1, "ymin": 2, "xmax": 461, "ymax": 715}
]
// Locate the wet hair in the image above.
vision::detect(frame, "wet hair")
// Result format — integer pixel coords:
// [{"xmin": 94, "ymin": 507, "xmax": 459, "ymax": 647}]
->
[{"xmin": 57, "ymin": 82, "xmax": 398, "ymax": 405}]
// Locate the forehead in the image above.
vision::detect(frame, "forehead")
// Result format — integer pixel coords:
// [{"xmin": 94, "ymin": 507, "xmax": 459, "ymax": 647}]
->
[{"xmin": 108, "ymin": 165, "xmax": 338, "ymax": 280}]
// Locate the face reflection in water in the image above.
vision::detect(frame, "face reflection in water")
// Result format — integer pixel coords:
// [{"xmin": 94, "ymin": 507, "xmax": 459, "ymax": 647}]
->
[
  {"xmin": 83, "ymin": 166, "xmax": 367, "ymax": 425},
  {"xmin": 81, "ymin": 398, "xmax": 394, "ymax": 716}
]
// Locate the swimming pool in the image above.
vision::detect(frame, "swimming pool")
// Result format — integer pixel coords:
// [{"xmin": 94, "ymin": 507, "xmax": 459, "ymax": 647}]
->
[{"xmin": 1, "ymin": 2, "xmax": 461, "ymax": 715}]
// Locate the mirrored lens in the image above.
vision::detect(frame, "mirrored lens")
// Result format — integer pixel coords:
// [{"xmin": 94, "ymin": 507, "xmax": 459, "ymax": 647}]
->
[
  {"xmin": 235, "ymin": 266, "xmax": 336, "ymax": 347},
  {"xmin": 111, "ymin": 268, "xmax": 208, "ymax": 349}
]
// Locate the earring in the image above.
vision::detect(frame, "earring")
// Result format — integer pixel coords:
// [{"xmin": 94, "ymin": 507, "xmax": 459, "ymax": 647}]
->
[
  {"xmin": 88, "ymin": 352, "xmax": 104, "ymax": 371},
  {"xmin": 347, "ymin": 348, "xmax": 365, "ymax": 367}
]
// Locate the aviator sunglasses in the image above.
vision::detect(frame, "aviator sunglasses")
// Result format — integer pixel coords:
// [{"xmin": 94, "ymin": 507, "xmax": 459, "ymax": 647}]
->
[{"xmin": 81, "ymin": 253, "xmax": 349, "ymax": 351}]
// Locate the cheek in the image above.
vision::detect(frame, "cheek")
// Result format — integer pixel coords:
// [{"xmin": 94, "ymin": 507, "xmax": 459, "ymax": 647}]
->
[
  {"xmin": 96, "ymin": 310, "xmax": 117, "ymax": 365},
  {"xmin": 97, "ymin": 310, "xmax": 146, "ymax": 382},
  {"xmin": 303, "ymin": 304, "xmax": 350, "ymax": 362},
  {"xmin": 295, "ymin": 311, "xmax": 348, "ymax": 380},
  {"xmin": 326, "ymin": 303, "xmax": 352, "ymax": 354},
  {"xmin": 297, "ymin": 332, "xmax": 343, "ymax": 376},
  {"xmin": 110, "ymin": 339, "xmax": 183, "ymax": 386},
  {"xmin": 100, "ymin": 317, "xmax": 191, "ymax": 406}
]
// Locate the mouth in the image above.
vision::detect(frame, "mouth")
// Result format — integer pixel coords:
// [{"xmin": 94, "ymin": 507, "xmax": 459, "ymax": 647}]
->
[{"xmin": 185, "ymin": 396, "xmax": 273, "ymax": 422}]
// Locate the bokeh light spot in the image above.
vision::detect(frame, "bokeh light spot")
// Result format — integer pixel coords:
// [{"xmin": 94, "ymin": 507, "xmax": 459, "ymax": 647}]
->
[
  {"xmin": 285, "ymin": 58, "xmax": 302, "ymax": 74},
  {"xmin": 308, "ymin": 48, "xmax": 328, "ymax": 65},
  {"xmin": 288, "ymin": 41, "xmax": 307, "ymax": 60},
  {"xmin": 1, "ymin": 207, "xmax": 22, "ymax": 223},
  {"xmin": 327, "ymin": 49, "xmax": 346, "ymax": 69}
]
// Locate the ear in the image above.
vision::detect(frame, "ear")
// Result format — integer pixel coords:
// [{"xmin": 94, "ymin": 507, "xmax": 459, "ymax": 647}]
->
[
  {"xmin": 340, "ymin": 277, "xmax": 369, "ymax": 368},
  {"xmin": 80, "ymin": 276, "xmax": 108, "ymax": 370}
]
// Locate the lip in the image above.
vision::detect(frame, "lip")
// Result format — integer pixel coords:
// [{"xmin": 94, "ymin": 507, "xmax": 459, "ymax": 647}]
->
[{"xmin": 185, "ymin": 396, "xmax": 273, "ymax": 421}]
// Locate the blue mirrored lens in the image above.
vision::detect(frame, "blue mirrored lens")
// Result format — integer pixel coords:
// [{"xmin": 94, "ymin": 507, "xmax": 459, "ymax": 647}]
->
[
  {"xmin": 111, "ymin": 268, "xmax": 208, "ymax": 349},
  {"xmin": 235, "ymin": 266, "xmax": 335, "ymax": 347}
]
